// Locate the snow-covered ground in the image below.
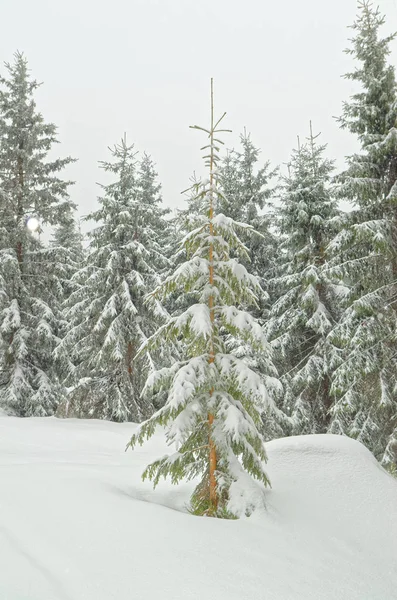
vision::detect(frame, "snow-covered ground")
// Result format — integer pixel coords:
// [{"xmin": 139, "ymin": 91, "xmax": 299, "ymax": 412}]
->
[{"xmin": 0, "ymin": 416, "xmax": 396, "ymax": 600}]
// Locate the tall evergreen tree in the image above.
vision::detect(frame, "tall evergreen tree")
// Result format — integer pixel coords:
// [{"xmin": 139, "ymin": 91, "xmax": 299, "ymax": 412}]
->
[
  {"xmin": 0, "ymin": 52, "xmax": 75, "ymax": 416},
  {"xmin": 61, "ymin": 138, "xmax": 169, "ymax": 422},
  {"xmin": 128, "ymin": 81, "xmax": 281, "ymax": 518},
  {"xmin": 327, "ymin": 2, "xmax": 397, "ymax": 465},
  {"xmin": 268, "ymin": 127, "xmax": 339, "ymax": 433}
]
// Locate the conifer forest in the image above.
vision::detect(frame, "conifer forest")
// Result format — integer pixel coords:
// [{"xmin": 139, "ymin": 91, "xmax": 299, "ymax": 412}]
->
[
  {"xmin": 2, "ymin": 2, "xmax": 397, "ymax": 598},
  {"xmin": 1, "ymin": 1, "xmax": 397, "ymax": 516}
]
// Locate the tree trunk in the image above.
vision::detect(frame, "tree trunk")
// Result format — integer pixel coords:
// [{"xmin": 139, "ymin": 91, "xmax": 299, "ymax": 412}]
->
[
  {"xmin": 208, "ymin": 78, "xmax": 217, "ymax": 513},
  {"xmin": 388, "ymin": 155, "xmax": 397, "ymax": 284},
  {"xmin": 10, "ymin": 151, "xmax": 25, "ymax": 351},
  {"xmin": 127, "ymin": 340, "xmax": 134, "ymax": 384},
  {"xmin": 16, "ymin": 151, "xmax": 24, "ymax": 270}
]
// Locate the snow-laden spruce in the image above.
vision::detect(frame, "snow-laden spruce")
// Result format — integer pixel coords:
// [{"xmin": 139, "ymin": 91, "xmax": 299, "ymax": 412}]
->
[
  {"xmin": 267, "ymin": 127, "xmax": 340, "ymax": 434},
  {"xmin": 59, "ymin": 137, "xmax": 170, "ymax": 422},
  {"xmin": 128, "ymin": 82, "xmax": 281, "ymax": 518},
  {"xmin": 0, "ymin": 52, "xmax": 75, "ymax": 416},
  {"xmin": 326, "ymin": 2, "xmax": 397, "ymax": 465}
]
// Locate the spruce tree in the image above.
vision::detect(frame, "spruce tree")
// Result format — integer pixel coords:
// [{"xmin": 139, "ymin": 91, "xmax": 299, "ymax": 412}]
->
[
  {"xmin": 268, "ymin": 127, "xmax": 339, "ymax": 433},
  {"xmin": 62, "ymin": 138, "xmax": 169, "ymax": 422},
  {"xmin": 0, "ymin": 52, "xmax": 75, "ymax": 416},
  {"xmin": 128, "ymin": 81, "xmax": 281, "ymax": 518},
  {"xmin": 327, "ymin": 2, "xmax": 397, "ymax": 465}
]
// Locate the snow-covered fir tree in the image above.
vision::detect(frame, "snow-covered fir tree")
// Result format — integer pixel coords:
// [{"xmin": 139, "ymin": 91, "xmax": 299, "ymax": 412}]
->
[
  {"xmin": 172, "ymin": 180, "xmax": 284, "ymax": 442},
  {"xmin": 128, "ymin": 81, "xmax": 282, "ymax": 518},
  {"xmin": 267, "ymin": 127, "xmax": 339, "ymax": 434},
  {"xmin": 0, "ymin": 52, "xmax": 75, "ymax": 416},
  {"xmin": 327, "ymin": 2, "xmax": 397, "ymax": 465},
  {"xmin": 61, "ymin": 138, "xmax": 169, "ymax": 422}
]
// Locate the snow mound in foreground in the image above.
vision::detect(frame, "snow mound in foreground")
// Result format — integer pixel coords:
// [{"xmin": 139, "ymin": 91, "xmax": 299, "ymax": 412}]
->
[{"xmin": 0, "ymin": 417, "xmax": 396, "ymax": 600}]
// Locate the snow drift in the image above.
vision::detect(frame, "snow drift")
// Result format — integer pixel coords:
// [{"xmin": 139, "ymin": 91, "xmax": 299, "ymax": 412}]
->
[{"xmin": 0, "ymin": 416, "xmax": 396, "ymax": 599}]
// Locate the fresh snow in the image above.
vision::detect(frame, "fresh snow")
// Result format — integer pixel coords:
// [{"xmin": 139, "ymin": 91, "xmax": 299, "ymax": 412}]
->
[{"xmin": 0, "ymin": 416, "xmax": 396, "ymax": 599}]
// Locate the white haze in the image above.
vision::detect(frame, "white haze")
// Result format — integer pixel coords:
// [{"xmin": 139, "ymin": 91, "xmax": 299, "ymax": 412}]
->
[{"xmin": 1, "ymin": 0, "xmax": 396, "ymax": 226}]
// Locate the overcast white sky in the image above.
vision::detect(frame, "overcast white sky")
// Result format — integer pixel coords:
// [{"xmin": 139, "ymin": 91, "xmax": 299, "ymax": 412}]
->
[{"xmin": 1, "ymin": 0, "xmax": 397, "ymax": 223}]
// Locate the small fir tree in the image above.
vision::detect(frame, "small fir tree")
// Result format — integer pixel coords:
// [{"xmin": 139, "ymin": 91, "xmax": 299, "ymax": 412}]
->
[{"xmin": 128, "ymin": 81, "xmax": 281, "ymax": 518}]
